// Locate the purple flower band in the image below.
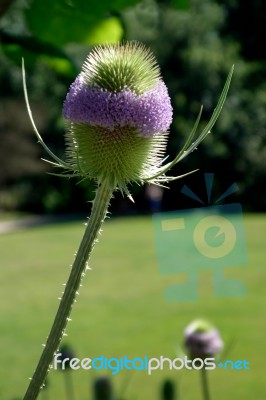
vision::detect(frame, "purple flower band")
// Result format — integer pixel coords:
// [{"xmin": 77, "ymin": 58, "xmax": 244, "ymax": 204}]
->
[{"xmin": 63, "ymin": 75, "xmax": 173, "ymax": 137}]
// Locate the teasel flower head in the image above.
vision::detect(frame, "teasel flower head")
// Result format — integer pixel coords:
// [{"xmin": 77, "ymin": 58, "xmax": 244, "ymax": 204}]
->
[
  {"xmin": 22, "ymin": 42, "xmax": 233, "ymax": 197},
  {"xmin": 62, "ymin": 42, "xmax": 173, "ymax": 194},
  {"xmin": 184, "ymin": 319, "xmax": 223, "ymax": 359}
]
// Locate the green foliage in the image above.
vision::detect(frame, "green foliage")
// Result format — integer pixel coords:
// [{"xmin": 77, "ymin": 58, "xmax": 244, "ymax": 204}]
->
[
  {"xmin": 0, "ymin": 0, "xmax": 265, "ymax": 211},
  {"xmin": 173, "ymin": 0, "xmax": 189, "ymax": 9},
  {"xmin": 25, "ymin": 0, "xmax": 137, "ymax": 46},
  {"xmin": 0, "ymin": 0, "xmax": 137, "ymax": 74},
  {"xmin": 122, "ymin": 0, "xmax": 266, "ymax": 210},
  {"xmin": 217, "ymin": 0, "xmax": 266, "ymax": 61},
  {"xmin": 85, "ymin": 17, "xmax": 123, "ymax": 44}
]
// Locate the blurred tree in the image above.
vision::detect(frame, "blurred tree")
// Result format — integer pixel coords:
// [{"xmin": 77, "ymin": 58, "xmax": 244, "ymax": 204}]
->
[
  {"xmin": 121, "ymin": 0, "xmax": 266, "ymax": 211},
  {"xmin": 217, "ymin": 0, "xmax": 266, "ymax": 62},
  {"xmin": 0, "ymin": 0, "xmax": 137, "ymax": 212},
  {"xmin": 0, "ymin": 0, "xmax": 265, "ymax": 212}
]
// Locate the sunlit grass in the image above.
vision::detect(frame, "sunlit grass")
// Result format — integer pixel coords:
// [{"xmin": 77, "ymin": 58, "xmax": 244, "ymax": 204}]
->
[{"xmin": 0, "ymin": 214, "xmax": 265, "ymax": 399}]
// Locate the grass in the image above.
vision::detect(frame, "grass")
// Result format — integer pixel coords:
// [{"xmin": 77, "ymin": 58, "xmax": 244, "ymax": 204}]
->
[
  {"xmin": 0, "ymin": 213, "xmax": 265, "ymax": 400},
  {"xmin": 0, "ymin": 212, "xmax": 28, "ymax": 222}
]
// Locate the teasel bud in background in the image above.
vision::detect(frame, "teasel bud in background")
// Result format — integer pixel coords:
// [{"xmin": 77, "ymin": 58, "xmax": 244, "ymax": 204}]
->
[
  {"xmin": 184, "ymin": 319, "xmax": 223, "ymax": 359},
  {"xmin": 184, "ymin": 320, "xmax": 223, "ymax": 400}
]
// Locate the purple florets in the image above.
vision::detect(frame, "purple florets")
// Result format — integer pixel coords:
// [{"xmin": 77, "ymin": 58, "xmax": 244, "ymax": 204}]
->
[
  {"xmin": 63, "ymin": 74, "xmax": 172, "ymax": 137},
  {"xmin": 184, "ymin": 328, "xmax": 223, "ymax": 356}
]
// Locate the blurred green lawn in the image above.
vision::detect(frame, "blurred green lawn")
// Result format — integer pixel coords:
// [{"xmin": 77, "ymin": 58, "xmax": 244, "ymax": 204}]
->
[{"xmin": 0, "ymin": 214, "xmax": 265, "ymax": 399}]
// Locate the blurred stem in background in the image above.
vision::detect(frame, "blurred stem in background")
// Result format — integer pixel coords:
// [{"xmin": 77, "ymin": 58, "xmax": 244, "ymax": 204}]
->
[
  {"xmin": 200, "ymin": 368, "xmax": 210, "ymax": 400},
  {"xmin": 63, "ymin": 371, "xmax": 75, "ymax": 400},
  {"xmin": 93, "ymin": 377, "xmax": 113, "ymax": 400},
  {"xmin": 58, "ymin": 344, "xmax": 76, "ymax": 400},
  {"xmin": 161, "ymin": 379, "xmax": 177, "ymax": 400}
]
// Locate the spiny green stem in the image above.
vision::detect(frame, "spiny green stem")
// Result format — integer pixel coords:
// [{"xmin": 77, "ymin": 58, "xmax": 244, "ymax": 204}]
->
[
  {"xmin": 200, "ymin": 368, "xmax": 211, "ymax": 400},
  {"xmin": 23, "ymin": 180, "xmax": 114, "ymax": 400}
]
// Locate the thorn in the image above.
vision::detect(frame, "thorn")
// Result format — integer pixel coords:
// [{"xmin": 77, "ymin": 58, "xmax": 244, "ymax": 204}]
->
[{"xmin": 128, "ymin": 193, "xmax": 135, "ymax": 203}]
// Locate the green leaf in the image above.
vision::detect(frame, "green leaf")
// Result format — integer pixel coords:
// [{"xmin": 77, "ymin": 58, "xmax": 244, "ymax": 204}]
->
[
  {"xmin": 173, "ymin": 0, "xmax": 189, "ymax": 10},
  {"xmin": 25, "ymin": 0, "xmax": 138, "ymax": 46},
  {"xmin": 0, "ymin": 29, "xmax": 76, "ymax": 71},
  {"xmin": 86, "ymin": 17, "xmax": 123, "ymax": 44},
  {"xmin": 2, "ymin": 44, "xmax": 38, "ymax": 67},
  {"xmin": 39, "ymin": 55, "xmax": 77, "ymax": 76}
]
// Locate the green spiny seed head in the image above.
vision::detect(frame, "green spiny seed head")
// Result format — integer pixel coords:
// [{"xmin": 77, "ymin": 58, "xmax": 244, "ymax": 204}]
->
[
  {"xmin": 63, "ymin": 42, "xmax": 173, "ymax": 191},
  {"xmin": 82, "ymin": 42, "xmax": 161, "ymax": 94},
  {"xmin": 65, "ymin": 123, "xmax": 168, "ymax": 191}
]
